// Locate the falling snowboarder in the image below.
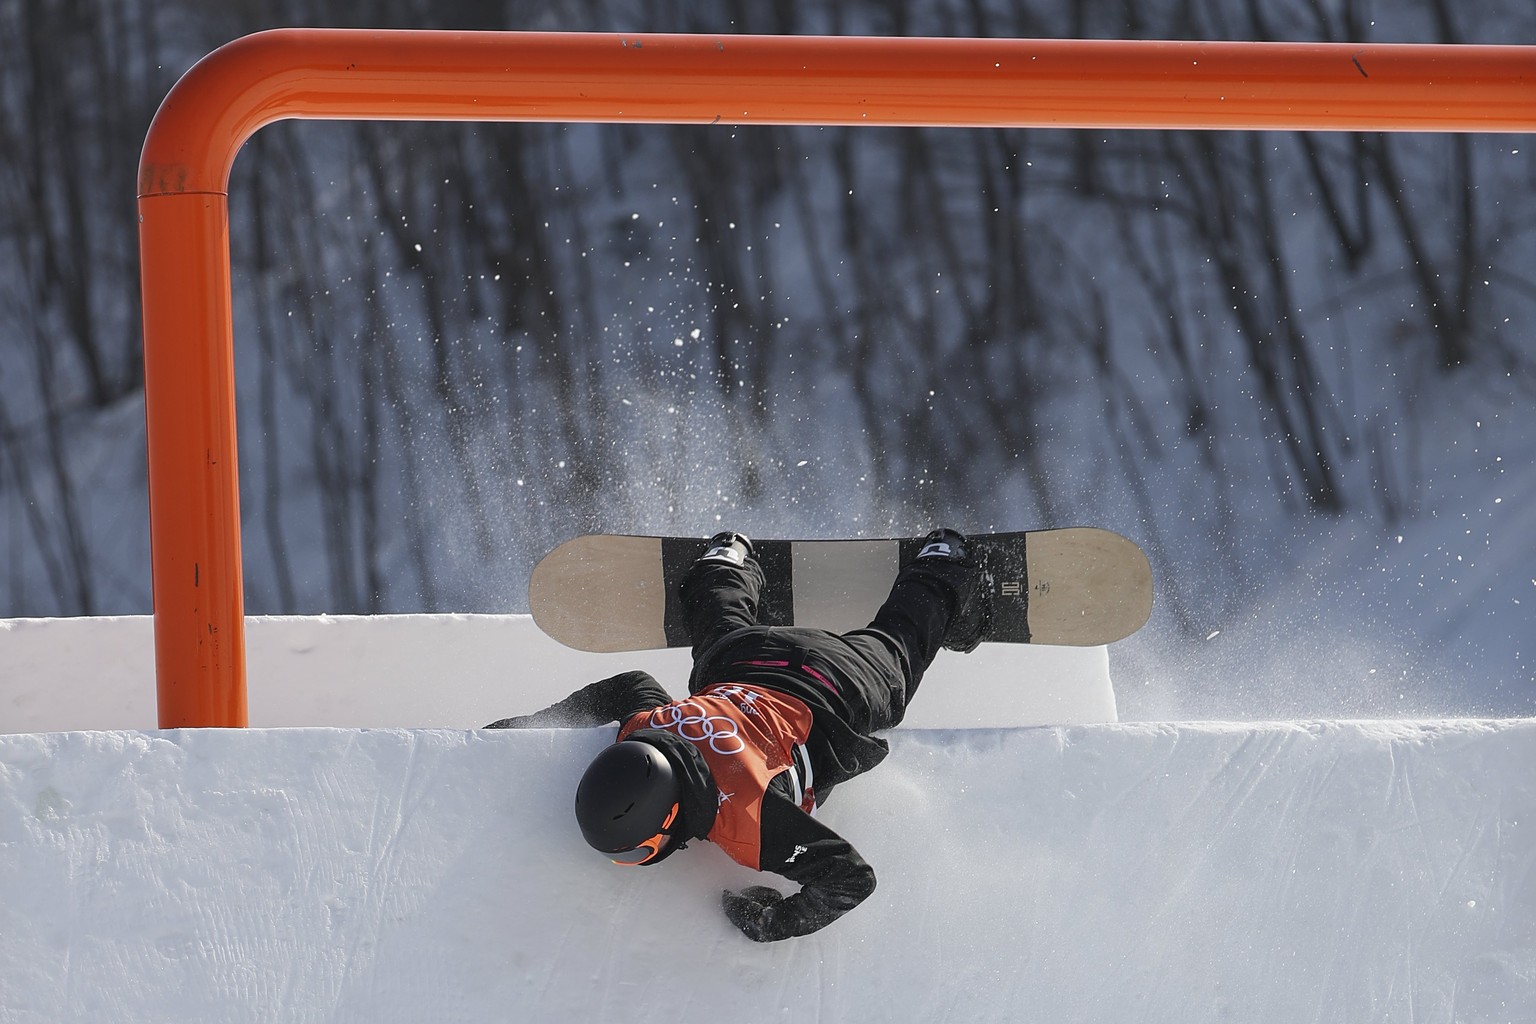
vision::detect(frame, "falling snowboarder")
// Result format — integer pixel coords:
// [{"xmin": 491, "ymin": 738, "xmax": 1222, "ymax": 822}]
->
[{"xmin": 486, "ymin": 528, "xmax": 988, "ymax": 941}]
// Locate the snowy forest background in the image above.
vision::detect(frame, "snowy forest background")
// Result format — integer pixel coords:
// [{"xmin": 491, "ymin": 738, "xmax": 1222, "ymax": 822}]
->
[{"xmin": 2, "ymin": 0, "xmax": 1533, "ymax": 720}]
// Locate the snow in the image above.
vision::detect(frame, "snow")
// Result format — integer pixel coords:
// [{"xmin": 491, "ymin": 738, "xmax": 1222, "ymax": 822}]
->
[
  {"xmin": 0, "ymin": 613, "xmax": 1114, "ymax": 732},
  {"xmin": 3, "ymin": 617, "xmax": 1534, "ymax": 1022}
]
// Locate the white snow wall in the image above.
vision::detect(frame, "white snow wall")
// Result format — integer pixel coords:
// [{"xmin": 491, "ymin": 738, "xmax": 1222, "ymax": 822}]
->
[
  {"xmin": 0, "ymin": 614, "xmax": 1117, "ymax": 733},
  {"xmin": 3, "ymin": 721, "xmax": 1534, "ymax": 1023}
]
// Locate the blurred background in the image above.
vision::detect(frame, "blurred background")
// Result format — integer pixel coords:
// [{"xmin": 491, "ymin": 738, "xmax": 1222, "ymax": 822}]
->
[{"xmin": 1, "ymin": 0, "xmax": 1532, "ymax": 719}]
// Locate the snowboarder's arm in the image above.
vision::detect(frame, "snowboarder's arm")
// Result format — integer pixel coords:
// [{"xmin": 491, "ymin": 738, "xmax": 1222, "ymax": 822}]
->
[
  {"xmin": 721, "ymin": 789, "xmax": 876, "ymax": 942},
  {"xmin": 484, "ymin": 670, "xmax": 672, "ymax": 729}
]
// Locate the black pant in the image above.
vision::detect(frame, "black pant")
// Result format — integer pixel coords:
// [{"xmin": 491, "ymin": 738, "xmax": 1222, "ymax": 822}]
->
[{"xmin": 682, "ymin": 554, "xmax": 971, "ymax": 735}]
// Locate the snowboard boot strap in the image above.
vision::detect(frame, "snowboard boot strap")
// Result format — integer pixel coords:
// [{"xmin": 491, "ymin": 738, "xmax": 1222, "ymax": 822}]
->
[{"xmin": 699, "ymin": 531, "xmax": 754, "ymax": 567}]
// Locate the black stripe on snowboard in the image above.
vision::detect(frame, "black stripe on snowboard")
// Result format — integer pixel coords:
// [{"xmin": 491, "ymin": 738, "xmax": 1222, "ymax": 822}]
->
[
  {"xmin": 660, "ymin": 537, "xmax": 796, "ymax": 646},
  {"xmin": 895, "ymin": 537, "xmax": 926, "ymax": 566},
  {"xmin": 895, "ymin": 534, "xmax": 1031, "ymax": 643},
  {"xmin": 974, "ymin": 532, "xmax": 1031, "ymax": 644}
]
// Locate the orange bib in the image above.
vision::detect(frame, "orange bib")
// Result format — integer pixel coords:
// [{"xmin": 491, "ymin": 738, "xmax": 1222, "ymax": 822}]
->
[{"xmin": 621, "ymin": 683, "xmax": 814, "ymax": 869}]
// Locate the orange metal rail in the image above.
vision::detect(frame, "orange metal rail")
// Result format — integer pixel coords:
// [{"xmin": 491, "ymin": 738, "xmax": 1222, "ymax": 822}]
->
[{"xmin": 138, "ymin": 29, "xmax": 1536, "ymax": 727}]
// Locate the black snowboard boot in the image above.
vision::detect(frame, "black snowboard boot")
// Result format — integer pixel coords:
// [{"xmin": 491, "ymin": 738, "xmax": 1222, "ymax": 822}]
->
[
  {"xmin": 916, "ymin": 528, "xmax": 991, "ymax": 653},
  {"xmin": 698, "ymin": 531, "xmax": 754, "ymax": 567}
]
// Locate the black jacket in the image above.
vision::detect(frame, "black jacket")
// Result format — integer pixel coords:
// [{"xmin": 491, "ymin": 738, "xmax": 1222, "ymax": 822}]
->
[{"xmin": 486, "ymin": 670, "xmax": 876, "ymax": 941}]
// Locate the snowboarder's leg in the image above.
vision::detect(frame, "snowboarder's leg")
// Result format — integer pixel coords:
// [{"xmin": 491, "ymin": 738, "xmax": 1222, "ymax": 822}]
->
[
  {"xmin": 679, "ymin": 532, "xmax": 765, "ymax": 660},
  {"xmin": 844, "ymin": 529, "xmax": 988, "ymax": 711}
]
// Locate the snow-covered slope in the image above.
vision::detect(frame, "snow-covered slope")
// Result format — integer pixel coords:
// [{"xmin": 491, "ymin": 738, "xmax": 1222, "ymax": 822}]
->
[
  {"xmin": 3, "ymin": 719, "xmax": 1532, "ymax": 1022},
  {"xmin": 3, "ymin": 617, "xmax": 1534, "ymax": 1022}
]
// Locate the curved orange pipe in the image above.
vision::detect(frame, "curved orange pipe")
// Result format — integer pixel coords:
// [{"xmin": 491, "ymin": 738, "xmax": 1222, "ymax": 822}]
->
[
  {"xmin": 143, "ymin": 30, "xmax": 1536, "ymax": 196},
  {"xmin": 138, "ymin": 30, "xmax": 1536, "ymax": 726}
]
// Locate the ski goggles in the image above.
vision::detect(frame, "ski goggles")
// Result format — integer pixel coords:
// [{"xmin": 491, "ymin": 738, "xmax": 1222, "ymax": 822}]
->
[{"xmin": 608, "ymin": 802, "xmax": 680, "ymax": 866}]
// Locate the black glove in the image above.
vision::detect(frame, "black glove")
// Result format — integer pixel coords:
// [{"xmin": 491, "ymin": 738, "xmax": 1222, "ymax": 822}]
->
[{"xmin": 721, "ymin": 885, "xmax": 789, "ymax": 942}]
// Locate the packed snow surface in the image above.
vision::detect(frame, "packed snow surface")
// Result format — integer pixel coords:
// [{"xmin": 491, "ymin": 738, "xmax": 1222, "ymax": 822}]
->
[{"xmin": 2, "ymin": 617, "xmax": 1533, "ymax": 1022}]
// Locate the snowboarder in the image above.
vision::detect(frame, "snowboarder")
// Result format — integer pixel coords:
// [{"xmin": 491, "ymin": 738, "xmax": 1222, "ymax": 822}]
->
[{"xmin": 486, "ymin": 528, "xmax": 989, "ymax": 941}]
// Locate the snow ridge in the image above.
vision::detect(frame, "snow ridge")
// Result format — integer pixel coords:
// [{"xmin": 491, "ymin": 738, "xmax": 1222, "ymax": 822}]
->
[{"xmin": 3, "ymin": 720, "xmax": 1532, "ymax": 1023}]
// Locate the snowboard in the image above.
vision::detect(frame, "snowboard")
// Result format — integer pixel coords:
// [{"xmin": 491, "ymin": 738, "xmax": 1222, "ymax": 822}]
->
[{"xmin": 529, "ymin": 527, "xmax": 1153, "ymax": 653}]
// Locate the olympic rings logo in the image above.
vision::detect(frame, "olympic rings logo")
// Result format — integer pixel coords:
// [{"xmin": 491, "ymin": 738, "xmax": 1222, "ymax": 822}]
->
[{"xmin": 648, "ymin": 699, "xmax": 746, "ymax": 755}]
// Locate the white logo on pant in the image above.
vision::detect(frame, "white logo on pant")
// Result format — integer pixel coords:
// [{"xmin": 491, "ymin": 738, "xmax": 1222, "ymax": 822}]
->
[{"xmin": 650, "ymin": 700, "xmax": 746, "ymax": 755}]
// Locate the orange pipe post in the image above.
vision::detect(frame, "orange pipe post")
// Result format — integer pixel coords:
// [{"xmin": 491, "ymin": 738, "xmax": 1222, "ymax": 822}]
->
[
  {"xmin": 139, "ymin": 30, "xmax": 1536, "ymax": 727},
  {"xmin": 139, "ymin": 193, "xmax": 246, "ymax": 728}
]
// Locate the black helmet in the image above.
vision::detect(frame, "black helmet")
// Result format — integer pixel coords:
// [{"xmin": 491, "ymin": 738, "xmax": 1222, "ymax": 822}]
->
[{"xmin": 574, "ymin": 740, "xmax": 682, "ymax": 862}]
